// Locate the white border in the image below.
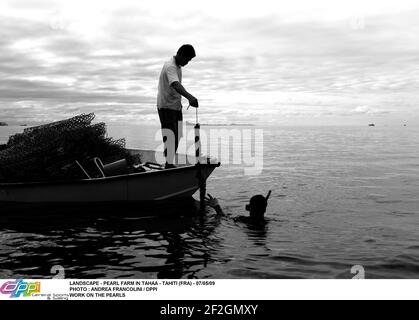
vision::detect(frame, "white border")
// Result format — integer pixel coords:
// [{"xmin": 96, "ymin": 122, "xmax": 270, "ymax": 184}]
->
[{"xmin": 1, "ymin": 279, "xmax": 418, "ymax": 300}]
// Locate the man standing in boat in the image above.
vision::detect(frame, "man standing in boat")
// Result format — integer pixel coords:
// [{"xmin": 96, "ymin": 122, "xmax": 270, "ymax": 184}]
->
[{"xmin": 157, "ymin": 44, "xmax": 199, "ymax": 169}]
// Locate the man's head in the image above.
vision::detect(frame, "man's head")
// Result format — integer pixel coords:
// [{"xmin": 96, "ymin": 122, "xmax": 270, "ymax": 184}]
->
[
  {"xmin": 245, "ymin": 195, "xmax": 268, "ymax": 219},
  {"xmin": 175, "ymin": 44, "xmax": 196, "ymax": 67}
]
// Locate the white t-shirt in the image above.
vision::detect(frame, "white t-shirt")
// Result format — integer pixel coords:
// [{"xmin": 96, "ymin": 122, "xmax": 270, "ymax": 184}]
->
[{"xmin": 157, "ymin": 57, "xmax": 182, "ymax": 110}]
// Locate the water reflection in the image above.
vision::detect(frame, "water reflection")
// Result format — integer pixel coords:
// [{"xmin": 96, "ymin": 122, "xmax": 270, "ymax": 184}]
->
[
  {"xmin": 0, "ymin": 201, "xmax": 224, "ymax": 279},
  {"xmin": 234, "ymin": 216, "xmax": 269, "ymax": 250}
]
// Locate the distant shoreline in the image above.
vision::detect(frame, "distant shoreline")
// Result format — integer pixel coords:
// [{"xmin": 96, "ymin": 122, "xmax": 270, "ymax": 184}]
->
[{"xmin": 185, "ymin": 121, "xmax": 255, "ymax": 127}]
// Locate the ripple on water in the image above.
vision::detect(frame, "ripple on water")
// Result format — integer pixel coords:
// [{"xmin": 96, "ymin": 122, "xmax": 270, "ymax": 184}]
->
[{"xmin": 1, "ymin": 126, "xmax": 419, "ymax": 278}]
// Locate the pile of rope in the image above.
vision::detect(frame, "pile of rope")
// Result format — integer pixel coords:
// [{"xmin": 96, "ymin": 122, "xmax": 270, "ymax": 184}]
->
[{"xmin": 0, "ymin": 113, "xmax": 133, "ymax": 183}]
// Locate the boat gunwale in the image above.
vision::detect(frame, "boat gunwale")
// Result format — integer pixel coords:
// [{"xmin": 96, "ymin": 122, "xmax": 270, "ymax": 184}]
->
[{"xmin": 0, "ymin": 162, "xmax": 220, "ymax": 189}]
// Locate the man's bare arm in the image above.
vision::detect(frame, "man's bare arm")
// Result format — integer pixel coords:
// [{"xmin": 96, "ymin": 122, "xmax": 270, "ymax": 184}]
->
[
  {"xmin": 171, "ymin": 81, "xmax": 199, "ymax": 108},
  {"xmin": 205, "ymin": 194, "xmax": 224, "ymax": 215}
]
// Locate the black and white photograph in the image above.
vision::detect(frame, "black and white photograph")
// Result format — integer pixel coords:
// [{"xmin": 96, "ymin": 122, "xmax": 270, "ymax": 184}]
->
[{"xmin": 0, "ymin": 0, "xmax": 418, "ymax": 301}]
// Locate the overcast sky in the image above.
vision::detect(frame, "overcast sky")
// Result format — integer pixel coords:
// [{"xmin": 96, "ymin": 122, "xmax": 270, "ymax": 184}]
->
[{"xmin": 1, "ymin": 0, "xmax": 418, "ymax": 126}]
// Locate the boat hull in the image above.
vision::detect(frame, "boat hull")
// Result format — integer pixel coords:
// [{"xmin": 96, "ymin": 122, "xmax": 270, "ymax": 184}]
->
[{"xmin": 0, "ymin": 149, "xmax": 220, "ymax": 206}]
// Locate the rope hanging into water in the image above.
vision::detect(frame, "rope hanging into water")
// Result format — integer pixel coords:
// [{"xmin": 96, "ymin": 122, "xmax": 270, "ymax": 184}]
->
[
  {"xmin": 189, "ymin": 105, "xmax": 205, "ymax": 211},
  {"xmin": 194, "ymin": 107, "xmax": 201, "ymax": 161}
]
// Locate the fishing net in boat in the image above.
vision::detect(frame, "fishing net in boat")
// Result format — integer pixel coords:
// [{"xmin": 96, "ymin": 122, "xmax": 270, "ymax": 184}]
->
[{"xmin": 0, "ymin": 113, "xmax": 133, "ymax": 183}]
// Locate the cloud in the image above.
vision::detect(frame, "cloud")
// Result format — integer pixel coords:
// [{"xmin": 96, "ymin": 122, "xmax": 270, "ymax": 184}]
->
[
  {"xmin": 0, "ymin": 1, "xmax": 418, "ymax": 125},
  {"xmin": 352, "ymin": 106, "xmax": 393, "ymax": 115}
]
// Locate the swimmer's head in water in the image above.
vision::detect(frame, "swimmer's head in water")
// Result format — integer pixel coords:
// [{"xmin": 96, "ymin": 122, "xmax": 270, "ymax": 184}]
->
[{"xmin": 245, "ymin": 195, "xmax": 267, "ymax": 219}]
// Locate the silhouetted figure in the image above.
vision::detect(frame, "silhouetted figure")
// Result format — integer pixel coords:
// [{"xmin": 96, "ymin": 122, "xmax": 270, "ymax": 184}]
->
[
  {"xmin": 157, "ymin": 44, "xmax": 198, "ymax": 169},
  {"xmin": 205, "ymin": 191, "xmax": 271, "ymax": 224},
  {"xmin": 245, "ymin": 193, "xmax": 269, "ymax": 221}
]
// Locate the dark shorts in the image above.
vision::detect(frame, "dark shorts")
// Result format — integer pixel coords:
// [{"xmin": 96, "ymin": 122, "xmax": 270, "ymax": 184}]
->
[{"xmin": 158, "ymin": 108, "xmax": 183, "ymax": 150}]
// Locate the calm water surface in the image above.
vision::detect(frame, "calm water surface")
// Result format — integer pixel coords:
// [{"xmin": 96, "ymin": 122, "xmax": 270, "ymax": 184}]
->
[{"xmin": 1, "ymin": 124, "xmax": 418, "ymax": 279}]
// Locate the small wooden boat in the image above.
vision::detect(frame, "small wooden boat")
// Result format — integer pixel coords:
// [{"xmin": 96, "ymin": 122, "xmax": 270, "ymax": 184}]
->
[{"xmin": 0, "ymin": 149, "xmax": 220, "ymax": 210}]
